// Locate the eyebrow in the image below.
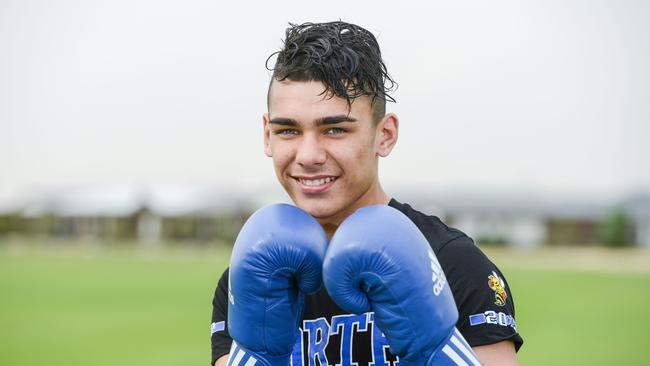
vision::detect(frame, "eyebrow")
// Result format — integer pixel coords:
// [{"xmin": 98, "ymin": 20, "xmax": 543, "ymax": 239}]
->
[
  {"xmin": 269, "ymin": 115, "xmax": 357, "ymax": 126},
  {"xmin": 268, "ymin": 117, "xmax": 298, "ymax": 126},
  {"xmin": 315, "ymin": 115, "xmax": 357, "ymax": 126}
]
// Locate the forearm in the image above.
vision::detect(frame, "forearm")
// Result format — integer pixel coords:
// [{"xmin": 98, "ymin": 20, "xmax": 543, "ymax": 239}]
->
[
  {"xmin": 214, "ymin": 354, "xmax": 229, "ymax": 366},
  {"xmin": 473, "ymin": 340, "xmax": 518, "ymax": 366}
]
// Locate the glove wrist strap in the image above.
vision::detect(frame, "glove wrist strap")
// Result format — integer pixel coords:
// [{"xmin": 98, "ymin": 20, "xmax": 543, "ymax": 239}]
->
[
  {"xmin": 228, "ymin": 341, "xmax": 291, "ymax": 366},
  {"xmin": 425, "ymin": 328, "xmax": 483, "ymax": 366}
]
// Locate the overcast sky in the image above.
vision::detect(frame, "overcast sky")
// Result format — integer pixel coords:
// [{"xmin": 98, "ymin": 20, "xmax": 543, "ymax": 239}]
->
[{"xmin": 1, "ymin": 0, "xmax": 648, "ymax": 201}]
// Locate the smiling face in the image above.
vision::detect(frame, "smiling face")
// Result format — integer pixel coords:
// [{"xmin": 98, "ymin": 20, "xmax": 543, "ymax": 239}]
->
[{"xmin": 263, "ymin": 79, "xmax": 398, "ymax": 227}]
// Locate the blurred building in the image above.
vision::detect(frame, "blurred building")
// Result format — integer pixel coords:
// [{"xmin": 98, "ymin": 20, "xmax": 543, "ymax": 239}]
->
[
  {"xmin": 0, "ymin": 187, "xmax": 253, "ymax": 244},
  {"xmin": 622, "ymin": 194, "xmax": 650, "ymax": 247},
  {"xmin": 393, "ymin": 188, "xmax": 643, "ymax": 248},
  {"xmin": 0, "ymin": 186, "xmax": 647, "ymax": 247}
]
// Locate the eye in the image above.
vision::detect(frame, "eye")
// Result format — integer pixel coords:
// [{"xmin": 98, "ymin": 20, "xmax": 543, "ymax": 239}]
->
[
  {"xmin": 324, "ymin": 127, "xmax": 346, "ymax": 135},
  {"xmin": 275, "ymin": 128, "xmax": 299, "ymax": 136}
]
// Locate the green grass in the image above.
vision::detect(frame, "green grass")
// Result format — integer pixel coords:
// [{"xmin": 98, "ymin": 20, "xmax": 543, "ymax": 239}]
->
[
  {"xmin": 0, "ymin": 243, "xmax": 232, "ymax": 366},
  {"xmin": 506, "ymin": 268, "xmax": 650, "ymax": 365},
  {"xmin": 0, "ymin": 242, "xmax": 648, "ymax": 365}
]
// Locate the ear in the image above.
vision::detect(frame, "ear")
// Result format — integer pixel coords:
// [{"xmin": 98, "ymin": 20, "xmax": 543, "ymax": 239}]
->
[
  {"xmin": 375, "ymin": 113, "xmax": 399, "ymax": 157},
  {"xmin": 263, "ymin": 113, "xmax": 272, "ymax": 157}
]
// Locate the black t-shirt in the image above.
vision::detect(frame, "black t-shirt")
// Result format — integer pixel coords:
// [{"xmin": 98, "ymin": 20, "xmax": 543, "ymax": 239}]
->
[{"xmin": 210, "ymin": 199, "xmax": 523, "ymax": 365}]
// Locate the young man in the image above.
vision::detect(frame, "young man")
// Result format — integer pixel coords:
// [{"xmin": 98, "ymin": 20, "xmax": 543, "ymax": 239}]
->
[{"xmin": 211, "ymin": 21, "xmax": 523, "ymax": 366}]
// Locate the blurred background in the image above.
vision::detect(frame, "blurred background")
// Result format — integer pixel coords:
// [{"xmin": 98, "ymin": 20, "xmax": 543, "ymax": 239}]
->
[{"xmin": 1, "ymin": 0, "xmax": 649, "ymax": 365}]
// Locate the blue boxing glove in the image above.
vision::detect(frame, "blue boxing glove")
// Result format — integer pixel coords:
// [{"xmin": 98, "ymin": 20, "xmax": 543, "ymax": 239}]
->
[
  {"xmin": 227, "ymin": 204, "xmax": 328, "ymax": 366},
  {"xmin": 323, "ymin": 205, "xmax": 482, "ymax": 366}
]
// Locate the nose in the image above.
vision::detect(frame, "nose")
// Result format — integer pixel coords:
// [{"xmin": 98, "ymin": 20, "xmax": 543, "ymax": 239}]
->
[{"xmin": 296, "ymin": 134, "xmax": 326, "ymax": 168}]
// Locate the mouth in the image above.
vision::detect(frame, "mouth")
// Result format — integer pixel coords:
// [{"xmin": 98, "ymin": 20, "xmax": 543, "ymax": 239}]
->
[{"xmin": 292, "ymin": 175, "xmax": 339, "ymax": 194}]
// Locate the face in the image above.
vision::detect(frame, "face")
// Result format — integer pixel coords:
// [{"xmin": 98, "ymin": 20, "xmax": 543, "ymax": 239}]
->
[{"xmin": 263, "ymin": 79, "xmax": 398, "ymax": 226}]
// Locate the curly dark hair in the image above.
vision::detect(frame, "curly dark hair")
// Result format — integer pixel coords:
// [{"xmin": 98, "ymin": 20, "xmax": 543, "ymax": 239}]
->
[{"xmin": 266, "ymin": 21, "xmax": 397, "ymax": 122}]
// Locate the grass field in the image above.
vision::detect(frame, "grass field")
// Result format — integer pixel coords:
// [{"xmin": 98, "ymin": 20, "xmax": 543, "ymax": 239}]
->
[{"xmin": 1, "ymin": 240, "xmax": 649, "ymax": 366}]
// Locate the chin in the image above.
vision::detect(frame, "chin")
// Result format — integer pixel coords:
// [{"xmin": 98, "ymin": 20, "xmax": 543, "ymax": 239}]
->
[{"xmin": 293, "ymin": 197, "xmax": 342, "ymax": 220}]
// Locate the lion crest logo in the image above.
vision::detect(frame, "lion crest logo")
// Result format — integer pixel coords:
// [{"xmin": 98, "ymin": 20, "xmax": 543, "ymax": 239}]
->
[{"xmin": 487, "ymin": 271, "xmax": 508, "ymax": 306}]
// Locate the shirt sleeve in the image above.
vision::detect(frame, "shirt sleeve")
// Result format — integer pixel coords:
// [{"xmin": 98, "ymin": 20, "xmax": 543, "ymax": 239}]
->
[
  {"xmin": 211, "ymin": 268, "xmax": 232, "ymax": 365},
  {"xmin": 436, "ymin": 236, "xmax": 524, "ymax": 351}
]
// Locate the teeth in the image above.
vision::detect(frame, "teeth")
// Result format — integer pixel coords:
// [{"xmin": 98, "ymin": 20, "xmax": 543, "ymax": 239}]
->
[{"xmin": 300, "ymin": 177, "xmax": 336, "ymax": 186}]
